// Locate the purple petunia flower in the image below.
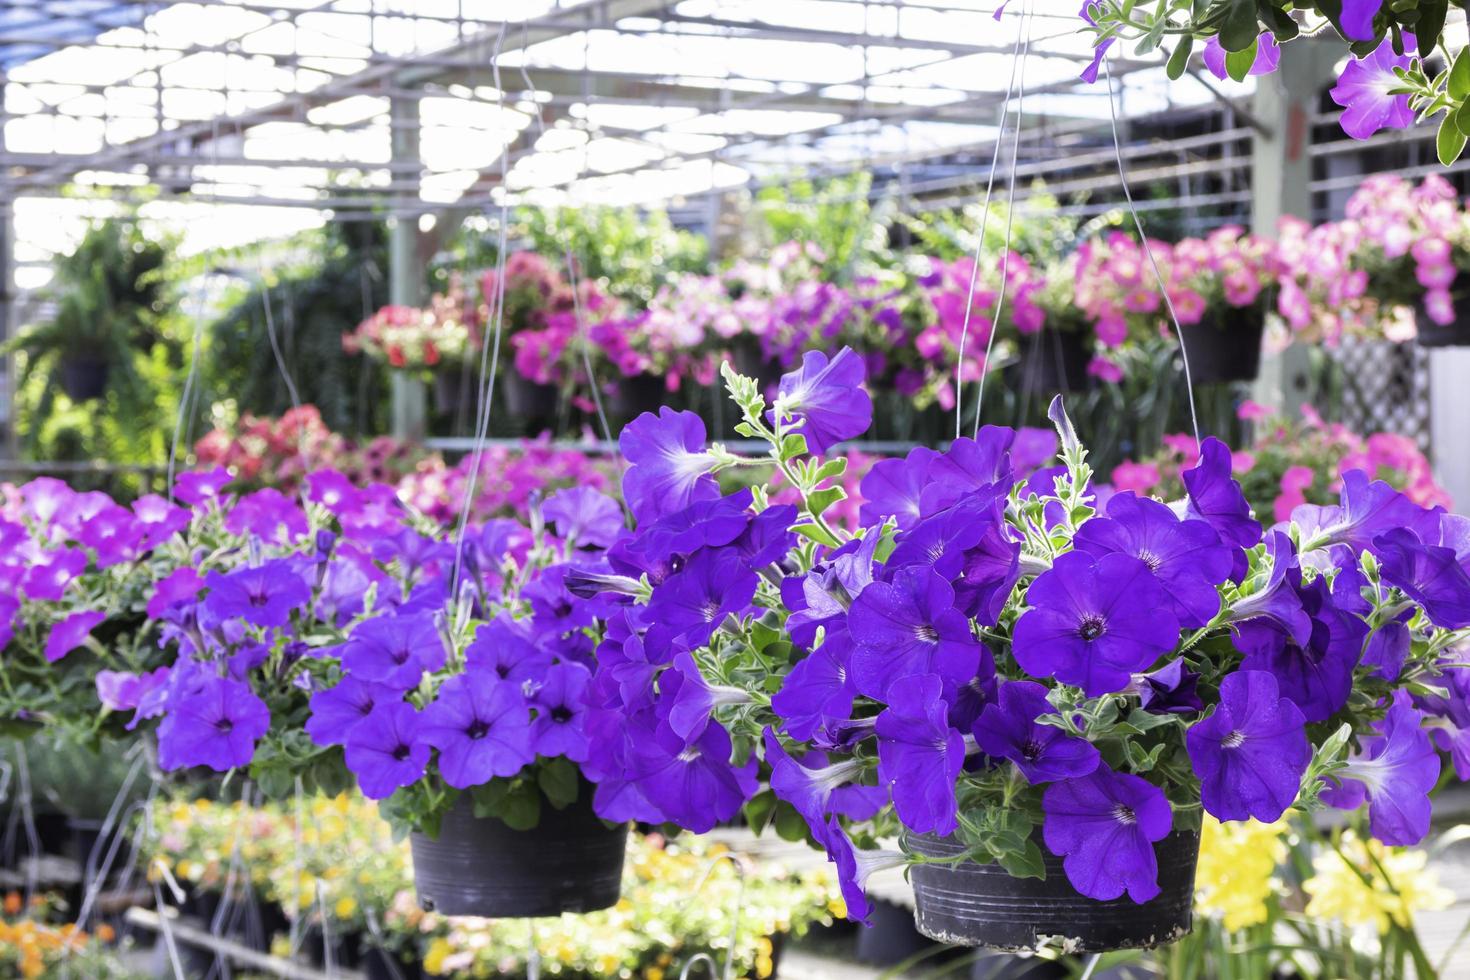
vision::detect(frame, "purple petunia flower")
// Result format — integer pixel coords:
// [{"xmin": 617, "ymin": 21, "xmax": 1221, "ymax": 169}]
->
[
  {"xmin": 223, "ymin": 488, "xmax": 308, "ymax": 544},
  {"xmin": 783, "ymin": 533, "xmax": 879, "ymax": 648},
  {"xmin": 733, "ymin": 504, "xmax": 798, "ymax": 571},
  {"xmin": 419, "ymin": 674, "xmax": 534, "ymax": 788},
  {"xmin": 858, "ymin": 447, "xmax": 939, "ymax": 529},
  {"xmin": 1329, "ymin": 37, "xmax": 1416, "ymax": 140},
  {"xmin": 306, "ymin": 676, "xmax": 402, "ymax": 747},
  {"xmin": 21, "ymin": 548, "xmax": 87, "ymax": 602},
  {"xmin": 1182, "ymin": 437, "xmax": 1260, "ymax": 550},
  {"xmin": 531, "ymin": 661, "xmax": 592, "ymax": 762},
  {"xmin": 342, "ymin": 612, "xmax": 446, "ymax": 689},
  {"xmin": 917, "ymin": 427, "xmax": 1016, "ymax": 518},
  {"xmin": 147, "ymin": 567, "xmax": 204, "ymax": 620},
  {"xmin": 157, "ymin": 675, "xmax": 270, "ymax": 772},
  {"xmin": 658, "ymin": 652, "xmax": 751, "ymax": 744},
  {"xmin": 1362, "ymin": 618, "xmax": 1412, "ymax": 682},
  {"xmin": 1012, "ymin": 551, "xmax": 1180, "ymax": 697},
  {"xmin": 1236, "ymin": 577, "xmax": 1364, "ymax": 723},
  {"xmin": 465, "ymin": 613, "xmax": 555, "ymax": 684},
  {"xmin": 1303, "ymin": 470, "xmax": 1441, "ymax": 555},
  {"xmin": 1202, "ymin": 33, "xmax": 1280, "ymax": 81},
  {"xmin": 344, "ymin": 702, "xmax": 430, "ymax": 799},
  {"xmin": 95, "ymin": 667, "xmax": 169, "ymax": 714},
  {"xmin": 819, "ymin": 817, "xmax": 906, "ymax": 927},
  {"xmin": 174, "ymin": 467, "xmax": 232, "ymax": 508},
  {"xmin": 1416, "ymin": 663, "xmax": 1470, "ymax": 780},
  {"xmin": 772, "ymin": 632, "xmax": 857, "ymax": 742},
  {"xmin": 78, "ymin": 505, "xmax": 145, "ymax": 569},
  {"xmin": 1322, "ymin": 691, "xmax": 1440, "ymax": 845},
  {"xmin": 1373, "ymin": 527, "xmax": 1470, "ymax": 630},
  {"xmin": 769, "ymin": 347, "xmax": 873, "ymax": 454},
  {"xmin": 849, "ymin": 567, "xmax": 981, "ymax": 700},
  {"xmin": 45, "ymin": 610, "xmax": 105, "ymax": 662},
  {"xmin": 132, "ymin": 494, "xmax": 191, "ymax": 549},
  {"xmin": 202, "ymin": 559, "xmax": 312, "ymax": 630},
  {"xmin": 1042, "ymin": 764, "xmax": 1172, "ymax": 903},
  {"xmin": 631, "ymin": 721, "xmax": 759, "ymax": 833},
  {"xmin": 619, "ymin": 408, "xmax": 720, "ymax": 525},
  {"xmin": 887, "ymin": 485, "xmax": 1009, "ymax": 581},
  {"xmin": 1073, "ymin": 492, "xmax": 1232, "ymax": 628},
  {"xmin": 1187, "ymin": 670, "xmax": 1309, "ymax": 822},
  {"xmin": 1339, "ymin": 0, "xmax": 1384, "ymax": 40},
  {"xmin": 875, "ymin": 673, "xmax": 964, "ymax": 836},
  {"xmin": 973, "ymin": 680, "xmax": 1100, "ymax": 784},
  {"xmin": 764, "ymin": 728, "xmax": 873, "ymax": 840},
  {"xmin": 630, "ymin": 490, "xmax": 753, "ymax": 567},
  {"xmin": 1227, "ymin": 531, "xmax": 1312, "ymax": 644},
  {"xmin": 542, "ymin": 487, "xmax": 624, "ymax": 550},
  {"xmin": 1132, "ymin": 659, "xmax": 1204, "ymax": 715},
  {"xmin": 644, "ymin": 547, "xmax": 758, "ymax": 652}
]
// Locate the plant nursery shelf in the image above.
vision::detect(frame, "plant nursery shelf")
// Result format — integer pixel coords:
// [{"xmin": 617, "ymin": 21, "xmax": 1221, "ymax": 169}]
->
[{"xmin": 124, "ymin": 907, "xmax": 354, "ymax": 980}]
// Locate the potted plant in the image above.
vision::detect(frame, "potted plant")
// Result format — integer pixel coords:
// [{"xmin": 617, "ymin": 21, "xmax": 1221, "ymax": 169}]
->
[
  {"xmin": 575, "ymin": 349, "xmax": 1467, "ymax": 952},
  {"xmin": 1165, "ymin": 227, "xmax": 1275, "ymax": 383},
  {"xmin": 342, "ymin": 299, "xmax": 475, "ymax": 401},
  {"xmin": 2, "ymin": 219, "xmax": 169, "ymax": 404}
]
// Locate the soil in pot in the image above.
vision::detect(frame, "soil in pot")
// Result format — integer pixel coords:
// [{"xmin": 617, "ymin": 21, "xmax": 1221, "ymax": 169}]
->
[
  {"xmin": 1415, "ymin": 296, "xmax": 1470, "ymax": 347},
  {"xmin": 906, "ymin": 830, "xmax": 1199, "ymax": 952},
  {"xmin": 1175, "ymin": 315, "xmax": 1264, "ymax": 384},
  {"xmin": 1007, "ymin": 331, "xmax": 1089, "ymax": 396},
  {"xmin": 59, "ymin": 357, "xmax": 109, "ymax": 401},
  {"xmin": 409, "ymin": 790, "xmax": 629, "ymax": 918}
]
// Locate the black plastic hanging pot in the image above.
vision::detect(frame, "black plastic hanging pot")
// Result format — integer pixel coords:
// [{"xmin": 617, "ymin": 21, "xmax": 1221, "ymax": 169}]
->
[
  {"xmin": 59, "ymin": 356, "xmax": 109, "ymax": 402},
  {"xmin": 733, "ymin": 337, "xmax": 786, "ymax": 393},
  {"xmin": 1007, "ymin": 330, "xmax": 1089, "ymax": 395},
  {"xmin": 608, "ymin": 373, "xmax": 668, "ymax": 418},
  {"xmin": 1415, "ymin": 295, "xmax": 1470, "ymax": 347},
  {"xmin": 1175, "ymin": 314, "xmax": 1264, "ymax": 384},
  {"xmin": 905, "ymin": 830, "xmax": 1199, "ymax": 952},
  {"xmin": 502, "ymin": 370, "xmax": 559, "ymax": 424},
  {"xmin": 433, "ymin": 371, "xmax": 470, "ymax": 415},
  {"xmin": 409, "ymin": 792, "xmax": 628, "ymax": 918}
]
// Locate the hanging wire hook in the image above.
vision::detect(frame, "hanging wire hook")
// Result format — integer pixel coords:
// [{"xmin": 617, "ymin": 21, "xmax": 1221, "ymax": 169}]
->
[{"xmin": 1102, "ymin": 56, "xmax": 1202, "ymax": 452}]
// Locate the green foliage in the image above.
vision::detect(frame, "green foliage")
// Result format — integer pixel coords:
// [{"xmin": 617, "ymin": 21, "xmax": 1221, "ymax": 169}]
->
[
  {"xmin": 204, "ymin": 222, "xmax": 389, "ymax": 437},
  {"xmin": 22, "ymin": 731, "xmax": 146, "ymax": 820},
  {"xmin": 754, "ymin": 173, "xmax": 885, "ymax": 281}
]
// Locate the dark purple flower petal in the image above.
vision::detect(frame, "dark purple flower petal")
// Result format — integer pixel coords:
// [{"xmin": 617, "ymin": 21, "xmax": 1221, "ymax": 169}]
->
[
  {"xmin": 1041, "ymin": 764, "xmax": 1171, "ymax": 903},
  {"xmin": 859, "ymin": 447, "xmax": 939, "ymax": 529},
  {"xmin": 1329, "ymin": 37, "xmax": 1415, "ymax": 140},
  {"xmin": 849, "ymin": 567, "xmax": 981, "ymax": 700},
  {"xmin": 420, "ymin": 674, "xmax": 534, "ymax": 787},
  {"xmin": 342, "ymin": 612, "xmax": 446, "ymax": 689},
  {"xmin": 345, "ymin": 702, "xmax": 430, "ymax": 799},
  {"xmin": 1182, "ymin": 437, "xmax": 1260, "ymax": 550},
  {"xmin": 1323, "ymin": 691, "xmax": 1439, "ymax": 845},
  {"xmin": 542, "ymin": 487, "xmax": 625, "ymax": 550},
  {"xmin": 45, "ymin": 610, "xmax": 105, "ymax": 662},
  {"xmin": 876, "ymin": 673, "xmax": 964, "ymax": 836},
  {"xmin": 768, "ymin": 347, "xmax": 872, "ymax": 454},
  {"xmin": 973, "ymin": 680, "xmax": 1101, "ymax": 784},
  {"xmin": 157, "ymin": 675, "xmax": 270, "ymax": 773},
  {"xmin": 1187, "ymin": 670, "xmax": 1309, "ymax": 822},
  {"xmin": 306, "ymin": 676, "xmax": 402, "ymax": 747},
  {"xmin": 619, "ymin": 408, "xmax": 720, "ymax": 525}
]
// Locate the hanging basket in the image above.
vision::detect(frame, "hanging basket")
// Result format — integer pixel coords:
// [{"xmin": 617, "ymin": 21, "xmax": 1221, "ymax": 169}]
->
[
  {"xmin": 905, "ymin": 830, "xmax": 1199, "ymax": 952},
  {"xmin": 732, "ymin": 337, "xmax": 786, "ymax": 394},
  {"xmin": 59, "ymin": 356, "xmax": 109, "ymax": 402},
  {"xmin": 1007, "ymin": 330, "xmax": 1089, "ymax": 395},
  {"xmin": 433, "ymin": 371, "xmax": 472, "ymax": 415},
  {"xmin": 410, "ymin": 792, "xmax": 628, "ymax": 918},
  {"xmin": 502, "ymin": 370, "xmax": 559, "ymax": 422},
  {"xmin": 1175, "ymin": 314, "xmax": 1264, "ymax": 384},
  {"xmin": 608, "ymin": 373, "xmax": 668, "ymax": 418},
  {"xmin": 1414, "ymin": 297, "xmax": 1470, "ymax": 348}
]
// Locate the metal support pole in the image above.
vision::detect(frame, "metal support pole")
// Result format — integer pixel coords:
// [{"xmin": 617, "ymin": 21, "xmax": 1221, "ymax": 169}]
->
[
  {"xmin": 389, "ymin": 91, "xmax": 426, "ymax": 442},
  {"xmin": 1250, "ymin": 41, "xmax": 1336, "ymax": 416},
  {"xmin": 0, "ymin": 73, "xmax": 13, "ymax": 461}
]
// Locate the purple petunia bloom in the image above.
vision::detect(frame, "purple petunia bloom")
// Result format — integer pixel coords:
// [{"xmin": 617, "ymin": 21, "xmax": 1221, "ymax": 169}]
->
[
  {"xmin": 769, "ymin": 347, "xmax": 873, "ymax": 454},
  {"xmin": 973, "ymin": 680, "xmax": 1100, "ymax": 784},
  {"xmin": 772, "ymin": 632, "xmax": 857, "ymax": 742},
  {"xmin": 630, "ymin": 490, "xmax": 753, "ymax": 566},
  {"xmin": 887, "ymin": 485, "xmax": 1008, "ymax": 581},
  {"xmin": 1073, "ymin": 492, "xmax": 1232, "ymax": 628},
  {"xmin": 819, "ymin": 817, "xmax": 906, "ymax": 927},
  {"xmin": 21, "ymin": 548, "xmax": 87, "ymax": 602},
  {"xmin": 132, "ymin": 493, "xmax": 191, "ymax": 549},
  {"xmin": 45, "ymin": 610, "xmax": 105, "ymax": 662},
  {"xmin": 542, "ymin": 487, "xmax": 625, "ymax": 550},
  {"xmin": 918, "ymin": 427, "xmax": 1016, "ymax": 518},
  {"xmin": 1202, "ymin": 33, "xmax": 1280, "ymax": 81},
  {"xmin": 157, "ymin": 675, "xmax": 270, "ymax": 772},
  {"xmin": 1304, "ymin": 471, "xmax": 1441, "ymax": 555},
  {"xmin": 783, "ymin": 533, "xmax": 879, "ymax": 648},
  {"xmin": 223, "ymin": 488, "xmax": 309, "ymax": 544},
  {"xmin": 644, "ymin": 547, "xmax": 758, "ymax": 652},
  {"xmin": 147, "ymin": 567, "xmax": 203, "ymax": 620},
  {"xmin": 733, "ymin": 504, "xmax": 798, "ymax": 571},
  {"xmin": 858, "ymin": 447, "xmax": 939, "ymax": 529},
  {"xmin": 306, "ymin": 676, "xmax": 402, "ymax": 747},
  {"xmin": 1373, "ymin": 527, "xmax": 1470, "ymax": 630},
  {"xmin": 1236, "ymin": 576, "xmax": 1364, "ymax": 723},
  {"xmin": 1132, "ymin": 659, "xmax": 1204, "ymax": 715},
  {"xmin": 1227, "ymin": 531, "xmax": 1312, "ymax": 644},
  {"xmin": 419, "ymin": 674, "xmax": 534, "ymax": 788},
  {"xmin": 78, "ymin": 505, "xmax": 145, "ymax": 568},
  {"xmin": 1042, "ymin": 764, "xmax": 1172, "ymax": 903},
  {"xmin": 849, "ymin": 567, "xmax": 981, "ymax": 700},
  {"xmin": 96, "ymin": 667, "xmax": 169, "ymax": 713},
  {"xmin": 1416, "ymin": 663, "xmax": 1470, "ymax": 780},
  {"xmin": 1182, "ymin": 437, "xmax": 1260, "ymax": 550},
  {"xmin": 342, "ymin": 612, "xmax": 446, "ymax": 689},
  {"xmin": 658, "ymin": 652, "xmax": 751, "ymax": 744},
  {"xmin": 875, "ymin": 673, "xmax": 964, "ymax": 836},
  {"xmin": 1362, "ymin": 618, "xmax": 1412, "ymax": 682},
  {"xmin": 174, "ymin": 467, "xmax": 232, "ymax": 508},
  {"xmin": 1187, "ymin": 670, "xmax": 1309, "ymax": 822},
  {"xmin": 531, "ymin": 661, "xmax": 592, "ymax": 762},
  {"xmin": 1339, "ymin": 0, "xmax": 1383, "ymax": 40},
  {"xmin": 632, "ymin": 721, "xmax": 759, "ymax": 833},
  {"xmin": 1322, "ymin": 691, "xmax": 1440, "ymax": 845},
  {"xmin": 764, "ymin": 728, "xmax": 872, "ymax": 840},
  {"xmin": 1330, "ymin": 37, "xmax": 1416, "ymax": 140},
  {"xmin": 202, "ymin": 559, "xmax": 312, "ymax": 630},
  {"xmin": 1012, "ymin": 551, "xmax": 1180, "ymax": 697},
  {"xmin": 344, "ymin": 702, "xmax": 430, "ymax": 799},
  {"xmin": 619, "ymin": 408, "xmax": 720, "ymax": 525}
]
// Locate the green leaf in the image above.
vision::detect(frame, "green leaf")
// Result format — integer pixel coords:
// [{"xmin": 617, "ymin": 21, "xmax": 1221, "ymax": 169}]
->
[
  {"xmin": 812, "ymin": 457, "xmax": 848, "ymax": 483},
  {"xmin": 1454, "ymin": 99, "xmax": 1470, "ymax": 138},
  {"xmin": 1257, "ymin": 3, "xmax": 1299, "ymax": 41},
  {"xmin": 1449, "ymin": 46, "xmax": 1470, "ymax": 101},
  {"xmin": 470, "ymin": 779, "xmax": 510, "ymax": 818},
  {"xmin": 1165, "ymin": 35, "xmax": 1194, "ymax": 80},
  {"xmin": 773, "ymin": 803, "xmax": 812, "ymax": 843},
  {"xmin": 1418, "ymin": 0, "xmax": 1449, "ymax": 66},
  {"xmin": 743, "ymin": 790, "xmax": 778, "ymax": 835},
  {"xmin": 1219, "ymin": 0, "xmax": 1259, "ymax": 51},
  {"xmin": 1438, "ymin": 112, "xmax": 1467, "ymax": 165},
  {"xmin": 1225, "ymin": 38, "xmax": 1257, "ymax": 82},
  {"xmin": 996, "ymin": 840, "xmax": 1047, "ymax": 881},
  {"xmin": 537, "ymin": 758, "xmax": 580, "ymax": 810},
  {"xmin": 499, "ymin": 782, "xmax": 542, "ymax": 830},
  {"xmin": 807, "ymin": 486, "xmax": 847, "ymax": 517},
  {"xmin": 779, "ymin": 433, "xmax": 809, "ymax": 460},
  {"xmin": 792, "ymin": 522, "xmax": 841, "ymax": 548}
]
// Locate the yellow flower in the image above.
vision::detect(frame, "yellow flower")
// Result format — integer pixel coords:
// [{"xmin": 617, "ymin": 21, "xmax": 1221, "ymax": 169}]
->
[
  {"xmin": 827, "ymin": 897, "xmax": 848, "ymax": 920},
  {"xmin": 1194, "ymin": 816, "xmax": 1287, "ymax": 931},
  {"xmin": 423, "ymin": 937, "xmax": 453, "ymax": 975},
  {"xmin": 1304, "ymin": 833, "xmax": 1454, "ymax": 934},
  {"xmin": 335, "ymin": 896, "xmax": 358, "ymax": 919}
]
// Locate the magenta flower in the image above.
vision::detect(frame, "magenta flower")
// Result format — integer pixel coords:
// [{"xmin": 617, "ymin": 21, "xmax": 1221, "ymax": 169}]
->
[
  {"xmin": 1042, "ymin": 764, "xmax": 1172, "ymax": 903},
  {"xmin": 345, "ymin": 702, "xmax": 430, "ymax": 799},
  {"xmin": 223, "ymin": 488, "xmax": 308, "ymax": 544},
  {"xmin": 1012, "ymin": 551, "xmax": 1180, "ymax": 697},
  {"xmin": 1329, "ymin": 37, "xmax": 1415, "ymax": 141},
  {"xmin": 419, "ymin": 674, "xmax": 534, "ymax": 788},
  {"xmin": 1186, "ymin": 670, "xmax": 1309, "ymax": 822},
  {"xmin": 21, "ymin": 548, "xmax": 86, "ymax": 601},
  {"xmin": 769, "ymin": 347, "xmax": 873, "ymax": 454},
  {"xmin": 174, "ymin": 467, "xmax": 232, "ymax": 508},
  {"xmin": 876, "ymin": 673, "xmax": 964, "ymax": 836},
  {"xmin": 45, "ymin": 610, "xmax": 105, "ymax": 663}
]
